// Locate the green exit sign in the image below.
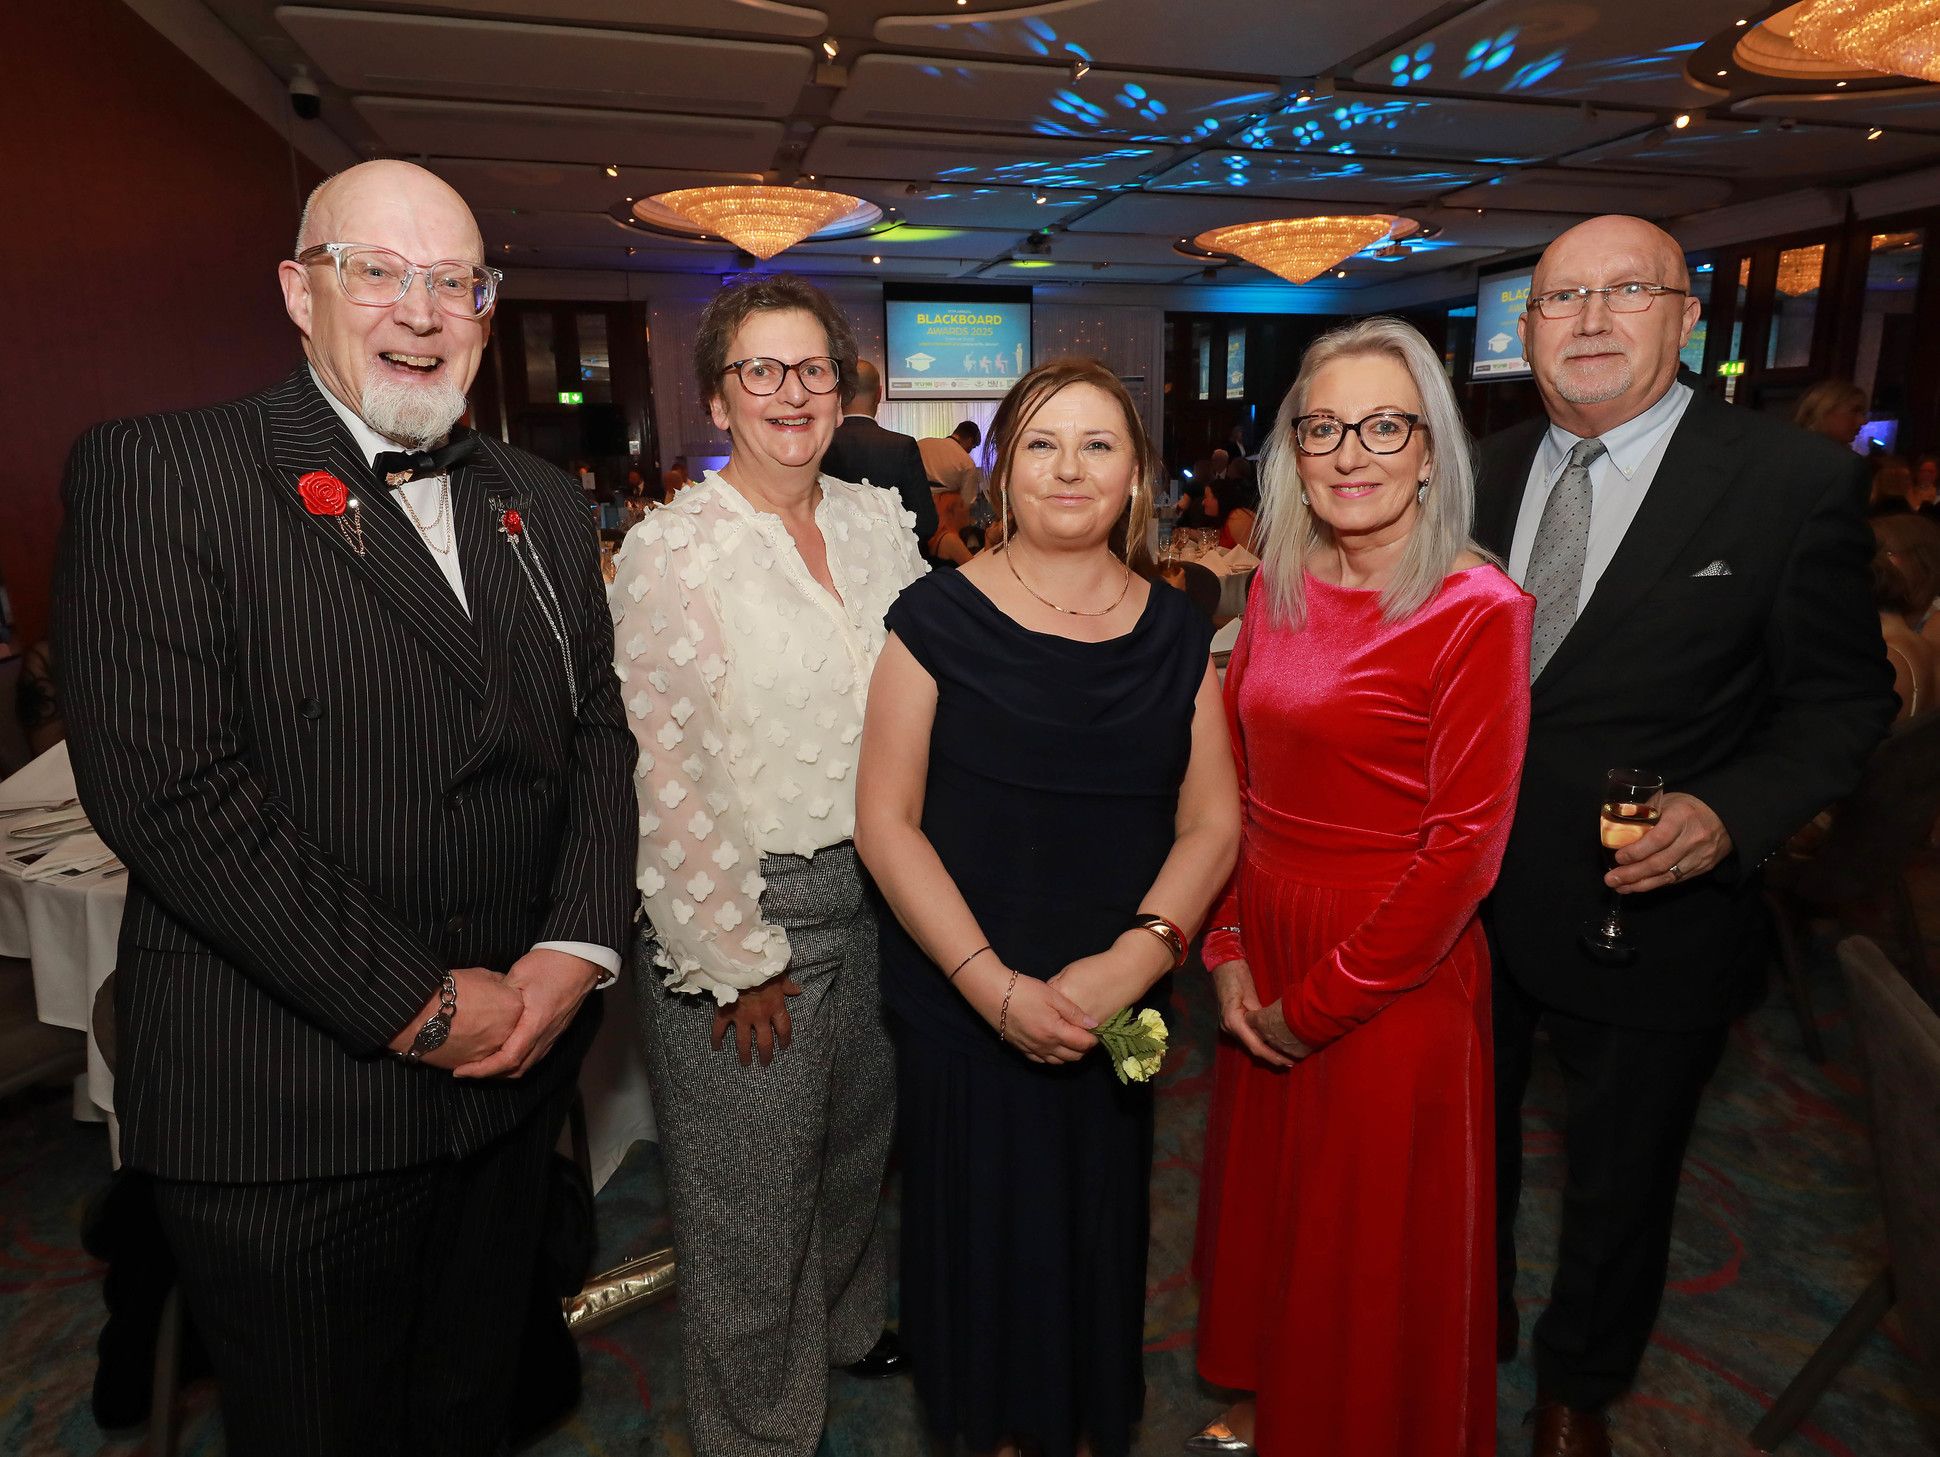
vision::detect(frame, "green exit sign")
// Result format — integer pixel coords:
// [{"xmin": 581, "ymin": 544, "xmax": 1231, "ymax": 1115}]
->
[
  {"xmin": 1716, "ymin": 360, "xmax": 1745, "ymax": 378},
  {"xmin": 557, "ymin": 390, "xmax": 585, "ymax": 405}
]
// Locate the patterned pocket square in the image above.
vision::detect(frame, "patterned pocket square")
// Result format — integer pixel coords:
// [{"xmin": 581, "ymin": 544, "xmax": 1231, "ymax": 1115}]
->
[{"xmin": 1691, "ymin": 559, "xmax": 1733, "ymax": 577}]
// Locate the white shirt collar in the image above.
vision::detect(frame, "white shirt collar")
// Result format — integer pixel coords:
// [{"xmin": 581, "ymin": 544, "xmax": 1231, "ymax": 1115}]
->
[
  {"xmin": 1540, "ymin": 378, "xmax": 1693, "ymax": 482},
  {"xmin": 308, "ymin": 365, "xmax": 444, "ymax": 469}
]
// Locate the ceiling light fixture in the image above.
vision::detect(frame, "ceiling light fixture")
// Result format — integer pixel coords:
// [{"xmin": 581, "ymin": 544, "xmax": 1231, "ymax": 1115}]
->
[
  {"xmin": 625, "ymin": 246, "xmax": 637, "ymax": 256},
  {"xmin": 822, "ymin": 37, "xmax": 839, "ymax": 60},
  {"xmin": 1071, "ymin": 58, "xmax": 1091, "ymax": 81},
  {"xmin": 1673, "ymin": 112, "xmax": 1693, "ymax": 128},
  {"xmin": 604, "ymin": 163, "xmax": 619, "ymax": 178},
  {"xmin": 1192, "ymin": 214, "xmax": 1417, "ymax": 286},
  {"xmin": 649, "ymin": 184, "xmax": 866, "ymax": 260},
  {"xmin": 1033, "ymin": 191, "xmax": 1050, "ymax": 204},
  {"xmin": 1775, "ymin": 241, "xmax": 1826, "ymax": 296},
  {"xmin": 1773, "ymin": 0, "xmax": 1940, "ymax": 76},
  {"xmin": 1717, "ymin": 68, "xmax": 1730, "ymax": 76},
  {"xmin": 1870, "ymin": 125, "xmax": 1886, "ymax": 137},
  {"xmin": 871, "ymin": 254, "xmax": 882, "ymax": 264},
  {"xmin": 1736, "ymin": 14, "xmax": 1749, "ymax": 22}
]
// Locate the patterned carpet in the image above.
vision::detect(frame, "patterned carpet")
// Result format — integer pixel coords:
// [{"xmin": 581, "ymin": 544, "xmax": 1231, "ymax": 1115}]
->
[{"xmin": 3, "ymin": 934, "xmax": 1936, "ymax": 1456}]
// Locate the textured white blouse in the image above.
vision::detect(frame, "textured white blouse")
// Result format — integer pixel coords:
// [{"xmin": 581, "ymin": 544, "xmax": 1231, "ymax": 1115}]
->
[{"xmin": 610, "ymin": 472, "xmax": 927, "ymax": 1003}]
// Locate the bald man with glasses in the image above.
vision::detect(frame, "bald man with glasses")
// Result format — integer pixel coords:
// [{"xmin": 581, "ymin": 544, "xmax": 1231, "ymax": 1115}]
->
[
  {"xmin": 1473, "ymin": 214, "xmax": 1893, "ymax": 1457},
  {"xmin": 54, "ymin": 160, "xmax": 635, "ymax": 1455}
]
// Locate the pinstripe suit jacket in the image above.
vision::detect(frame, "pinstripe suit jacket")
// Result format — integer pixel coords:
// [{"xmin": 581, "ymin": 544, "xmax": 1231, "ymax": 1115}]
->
[{"xmin": 54, "ymin": 367, "xmax": 638, "ymax": 1182}]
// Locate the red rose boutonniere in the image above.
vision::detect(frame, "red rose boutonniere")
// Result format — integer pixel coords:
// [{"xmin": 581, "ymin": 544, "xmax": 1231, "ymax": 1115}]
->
[
  {"xmin": 298, "ymin": 469, "xmax": 365, "ymax": 555},
  {"xmin": 499, "ymin": 508, "xmax": 524, "ymax": 538}
]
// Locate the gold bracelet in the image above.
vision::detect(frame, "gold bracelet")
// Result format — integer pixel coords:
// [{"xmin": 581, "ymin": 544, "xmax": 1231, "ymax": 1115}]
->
[
  {"xmin": 948, "ymin": 945, "xmax": 991, "ymax": 982},
  {"xmin": 1129, "ymin": 913, "xmax": 1188, "ymax": 971},
  {"xmin": 997, "ymin": 969, "xmax": 1020, "ymax": 1043}
]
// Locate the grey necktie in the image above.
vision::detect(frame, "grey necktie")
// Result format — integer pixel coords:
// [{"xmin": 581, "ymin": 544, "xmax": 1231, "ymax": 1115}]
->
[{"xmin": 1525, "ymin": 437, "xmax": 1606, "ymax": 681}]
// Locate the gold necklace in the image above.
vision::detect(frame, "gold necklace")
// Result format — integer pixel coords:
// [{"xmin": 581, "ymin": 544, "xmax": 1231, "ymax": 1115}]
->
[
  {"xmin": 394, "ymin": 473, "xmax": 454, "ymax": 555},
  {"xmin": 1002, "ymin": 543, "xmax": 1132, "ymax": 617}
]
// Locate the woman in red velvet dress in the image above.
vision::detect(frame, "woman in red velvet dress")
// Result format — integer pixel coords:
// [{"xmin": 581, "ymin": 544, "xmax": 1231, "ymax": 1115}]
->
[{"xmin": 1191, "ymin": 317, "xmax": 1532, "ymax": 1457}]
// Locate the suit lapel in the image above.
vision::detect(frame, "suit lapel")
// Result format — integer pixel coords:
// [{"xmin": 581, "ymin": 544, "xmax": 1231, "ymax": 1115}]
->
[
  {"xmin": 453, "ymin": 446, "xmax": 523, "ymax": 757},
  {"xmin": 256, "ymin": 368, "xmax": 488, "ymax": 703},
  {"xmin": 1534, "ymin": 390, "xmax": 1742, "ymax": 692}
]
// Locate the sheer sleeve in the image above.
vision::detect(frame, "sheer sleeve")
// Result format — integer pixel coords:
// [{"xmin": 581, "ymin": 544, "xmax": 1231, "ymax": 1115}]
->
[
  {"xmin": 1200, "ymin": 591, "xmax": 1258, "ymax": 971},
  {"xmin": 1281, "ymin": 593, "xmax": 1532, "ymax": 1048},
  {"xmin": 611, "ymin": 515, "xmax": 791, "ymax": 1004}
]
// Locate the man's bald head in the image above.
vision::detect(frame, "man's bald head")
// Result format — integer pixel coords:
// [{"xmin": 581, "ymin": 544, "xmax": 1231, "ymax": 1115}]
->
[
  {"xmin": 295, "ymin": 160, "xmax": 483, "ymax": 261},
  {"xmin": 1516, "ymin": 213, "xmax": 1701, "ymax": 437},
  {"xmin": 844, "ymin": 358, "xmax": 884, "ymax": 413}
]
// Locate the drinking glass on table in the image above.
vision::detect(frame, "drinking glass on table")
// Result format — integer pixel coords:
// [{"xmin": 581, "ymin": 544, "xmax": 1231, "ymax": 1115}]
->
[{"xmin": 1581, "ymin": 767, "xmax": 1664, "ymax": 966}]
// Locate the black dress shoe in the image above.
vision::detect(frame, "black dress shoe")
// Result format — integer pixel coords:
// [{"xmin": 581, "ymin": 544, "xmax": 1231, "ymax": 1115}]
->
[
  {"xmin": 844, "ymin": 1330, "xmax": 905, "ymax": 1379},
  {"xmin": 1497, "ymin": 1305, "xmax": 1518, "ymax": 1363}
]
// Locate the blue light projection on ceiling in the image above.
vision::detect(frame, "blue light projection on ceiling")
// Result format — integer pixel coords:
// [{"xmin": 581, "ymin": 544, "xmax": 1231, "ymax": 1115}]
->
[
  {"xmin": 933, "ymin": 146, "xmax": 1157, "ymax": 189},
  {"xmin": 1148, "ymin": 151, "xmax": 1484, "ymax": 196},
  {"xmin": 1389, "ymin": 44, "xmax": 1435, "ymax": 86}
]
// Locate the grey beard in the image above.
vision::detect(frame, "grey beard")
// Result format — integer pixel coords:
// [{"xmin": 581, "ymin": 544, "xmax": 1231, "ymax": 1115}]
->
[
  {"xmin": 1551, "ymin": 357, "xmax": 1633, "ymax": 405},
  {"xmin": 362, "ymin": 374, "xmax": 468, "ymax": 448}
]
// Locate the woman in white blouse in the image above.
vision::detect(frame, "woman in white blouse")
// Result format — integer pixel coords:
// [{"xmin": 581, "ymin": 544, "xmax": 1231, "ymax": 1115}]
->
[{"xmin": 609, "ymin": 275, "xmax": 926, "ymax": 1457}]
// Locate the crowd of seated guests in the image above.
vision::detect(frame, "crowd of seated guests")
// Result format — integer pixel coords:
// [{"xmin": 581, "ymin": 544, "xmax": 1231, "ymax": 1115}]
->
[{"xmin": 1870, "ymin": 512, "xmax": 1940, "ymax": 721}]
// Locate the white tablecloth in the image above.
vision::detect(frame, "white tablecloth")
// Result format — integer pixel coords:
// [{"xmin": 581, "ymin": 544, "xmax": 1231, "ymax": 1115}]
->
[
  {"xmin": 1174, "ymin": 542, "xmax": 1258, "ymax": 619},
  {"xmin": 0, "ymin": 743, "xmax": 654, "ymax": 1190}
]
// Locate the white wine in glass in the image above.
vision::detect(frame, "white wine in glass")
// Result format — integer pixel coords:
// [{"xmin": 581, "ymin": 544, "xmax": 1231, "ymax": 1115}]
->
[{"xmin": 1581, "ymin": 768, "xmax": 1665, "ymax": 966}]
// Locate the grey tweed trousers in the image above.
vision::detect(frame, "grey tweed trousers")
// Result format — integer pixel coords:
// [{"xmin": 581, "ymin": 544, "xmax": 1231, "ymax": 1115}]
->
[{"xmin": 635, "ymin": 842, "xmax": 895, "ymax": 1457}]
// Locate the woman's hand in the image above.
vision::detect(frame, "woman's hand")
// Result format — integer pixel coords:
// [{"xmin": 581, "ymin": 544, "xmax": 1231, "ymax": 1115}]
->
[
  {"xmin": 1245, "ymin": 997, "xmax": 1312, "ymax": 1064},
  {"xmin": 1049, "ymin": 932, "xmax": 1171, "ymax": 1026},
  {"xmin": 1209, "ymin": 959, "xmax": 1296, "ymax": 1068},
  {"xmin": 711, "ymin": 972, "xmax": 802, "ymax": 1067},
  {"xmin": 963, "ymin": 963, "xmax": 1096, "ymax": 1065}
]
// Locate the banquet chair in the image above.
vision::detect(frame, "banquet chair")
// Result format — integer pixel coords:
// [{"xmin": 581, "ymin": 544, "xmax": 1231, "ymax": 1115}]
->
[
  {"xmin": 1172, "ymin": 561, "xmax": 1223, "ymax": 622},
  {"xmin": 1763, "ymin": 711, "xmax": 1940, "ymax": 1061},
  {"xmin": 1749, "ymin": 935, "xmax": 1940, "ymax": 1449}
]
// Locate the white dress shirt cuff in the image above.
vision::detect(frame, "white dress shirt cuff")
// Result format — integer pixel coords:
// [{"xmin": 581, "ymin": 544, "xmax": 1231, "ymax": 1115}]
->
[{"xmin": 536, "ymin": 940, "xmax": 623, "ymax": 990}]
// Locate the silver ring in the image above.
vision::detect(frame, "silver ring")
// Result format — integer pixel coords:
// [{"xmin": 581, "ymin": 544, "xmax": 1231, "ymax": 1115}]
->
[{"xmin": 1669, "ymin": 862, "xmax": 1684, "ymax": 881}]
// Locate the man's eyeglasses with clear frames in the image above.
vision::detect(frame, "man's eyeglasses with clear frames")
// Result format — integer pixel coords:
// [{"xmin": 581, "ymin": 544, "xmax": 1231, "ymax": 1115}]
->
[
  {"xmin": 1526, "ymin": 282, "xmax": 1688, "ymax": 321},
  {"xmin": 295, "ymin": 242, "xmax": 503, "ymax": 320}
]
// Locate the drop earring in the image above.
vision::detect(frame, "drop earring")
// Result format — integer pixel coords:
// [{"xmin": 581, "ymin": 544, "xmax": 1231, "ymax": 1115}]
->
[
  {"xmin": 1416, "ymin": 479, "xmax": 1430, "ymax": 504},
  {"xmin": 1299, "ymin": 489, "xmax": 1310, "ymax": 506}
]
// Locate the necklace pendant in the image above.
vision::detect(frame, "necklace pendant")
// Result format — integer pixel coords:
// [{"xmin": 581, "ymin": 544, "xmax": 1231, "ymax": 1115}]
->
[{"xmin": 385, "ymin": 469, "xmax": 414, "ymax": 489}]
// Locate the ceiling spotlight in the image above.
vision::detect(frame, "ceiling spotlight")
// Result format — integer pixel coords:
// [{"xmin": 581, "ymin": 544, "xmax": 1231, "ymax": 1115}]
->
[
  {"xmin": 1717, "ymin": 69, "xmax": 1729, "ymax": 77},
  {"xmin": 1033, "ymin": 191, "xmax": 1049, "ymax": 204},
  {"xmin": 1735, "ymin": 16, "xmax": 1748, "ymax": 24},
  {"xmin": 604, "ymin": 163, "xmax": 619, "ymax": 178},
  {"xmin": 625, "ymin": 246, "xmax": 637, "ymax": 256},
  {"xmin": 1836, "ymin": 79, "xmax": 1849, "ymax": 87},
  {"xmin": 1869, "ymin": 126, "xmax": 1885, "ymax": 139},
  {"xmin": 871, "ymin": 254, "xmax": 882, "ymax": 263},
  {"xmin": 1295, "ymin": 86, "xmax": 1315, "ymax": 104},
  {"xmin": 501, "ymin": 243, "xmax": 511, "ymax": 253},
  {"xmin": 1673, "ymin": 113, "xmax": 1692, "ymax": 129},
  {"xmin": 822, "ymin": 36, "xmax": 839, "ymax": 59},
  {"xmin": 1335, "ymin": 268, "xmax": 1348, "ymax": 278},
  {"xmin": 1070, "ymin": 58, "xmax": 1091, "ymax": 81}
]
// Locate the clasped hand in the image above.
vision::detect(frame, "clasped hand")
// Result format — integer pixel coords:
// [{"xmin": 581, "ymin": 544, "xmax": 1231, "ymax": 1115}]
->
[
  {"xmin": 446, "ymin": 948, "xmax": 601, "ymax": 1079},
  {"xmin": 1605, "ymin": 791, "xmax": 1732, "ymax": 894},
  {"xmin": 1209, "ymin": 959, "xmax": 1308, "ymax": 1069}
]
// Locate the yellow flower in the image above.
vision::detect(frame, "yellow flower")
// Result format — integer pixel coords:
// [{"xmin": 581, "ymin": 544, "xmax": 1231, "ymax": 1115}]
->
[{"xmin": 1121, "ymin": 1055, "xmax": 1147, "ymax": 1083}]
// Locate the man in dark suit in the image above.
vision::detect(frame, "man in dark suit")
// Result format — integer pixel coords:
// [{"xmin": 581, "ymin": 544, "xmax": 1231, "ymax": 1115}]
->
[
  {"xmin": 54, "ymin": 160, "xmax": 636, "ymax": 1455},
  {"xmin": 1475, "ymin": 215, "xmax": 1894, "ymax": 1457},
  {"xmin": 819, "ymin": 358, "xmax": 939, "ymax": 550}
]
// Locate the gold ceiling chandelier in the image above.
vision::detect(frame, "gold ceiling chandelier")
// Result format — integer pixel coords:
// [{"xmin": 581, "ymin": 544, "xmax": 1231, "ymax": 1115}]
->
[
  {"xmin": 1790, "ymin": 0, "xmax": 1940, "ymax": 83},
  {"xmin": 1192, "ymin": 215, "xmax": 1415, "ymax": 285},
  {"xmin": 649, "ymin": 185, "xmax": 866, "ymax": 260},
  {"xmin": 1775, "ymin": 243, "xmax": 1826, "ymax": 296}
]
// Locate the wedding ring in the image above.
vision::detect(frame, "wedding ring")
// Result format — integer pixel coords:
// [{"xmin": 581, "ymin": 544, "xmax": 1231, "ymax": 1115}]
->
[{"xmin": 1669, "ymin": 862, "xmax": 1684, "ymax": 881}]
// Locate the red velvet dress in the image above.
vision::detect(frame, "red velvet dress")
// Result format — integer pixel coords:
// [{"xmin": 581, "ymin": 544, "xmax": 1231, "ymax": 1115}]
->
[{"xmin": 1194, "ymin": 566, "xmax": 1532, "ymax": 1457}]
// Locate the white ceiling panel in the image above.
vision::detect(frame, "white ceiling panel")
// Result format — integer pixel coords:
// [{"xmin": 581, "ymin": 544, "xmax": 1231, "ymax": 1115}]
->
[
  {"xmin": 831, "ymin": 54, "xmax": 1283, "ymax": 145},
  {"xmin": 817, "ymin": 177, "xmax": 1101, "ymax": 227},
  {"xmin": 1564, "ymin": 118, "xmax": 1940, "ymax": 177},
  {"xmin": 354, "ymin": 97, "xmax": 785, "ymax": 169},
  {"xmin": 1439, "ymin": 167, "xmax": 1732, "ymax": 215},
  {"xmin": 1039, "ymin": 232, "xmax": 1213, "ymax": 265},
  {"xmin": 1144, "ymin": 150, "xmax": 1494, "ymax": 203},
  {"xmin": 279, "ymin": 8, "xmax": 812, "ymax": 116},
  {"xmin": 1733, "ymin": 86, "xmax": 1940, "ymax": 133},
  {"xmin": 1410, "ymin": 205, "xmax": 1592, "ymax": 247},
  {"xmin": 802, "ymin": 125, "xmax": 1169, "ymax": 186},
  {"xmin": 796, "ymin": 225, "xmax": 1026, "ymax": 259},
  {"xmin": 480, "ymin": 209, "xmax": 658, "ymax": 248},
  {"xmin": 1352, "ymin": 0, "xmax": 1726, "ymax": 108},
  {"xmin": 874, "ymin": 0, "xmax": 1449, "ymax": 80},
  {"xmin": 314, "ymin": 0, "xmax": 826, "ymax": 35},
  {"xmin": 1234, "ymin": 91, "xmax": 1656, "ymax": 164},
  {"xmin": 982, "ymin": 261, "xmax": 1201, "ymax": 283},
  {"xmin": 427, "ymin": 159, "xmax": 763, "ymax": 214}
]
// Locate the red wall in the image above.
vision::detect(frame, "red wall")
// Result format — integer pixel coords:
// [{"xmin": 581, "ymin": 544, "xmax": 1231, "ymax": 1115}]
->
[{"xmin": 0, "ymin": 0, "xmax": 320, "ymax": 647}]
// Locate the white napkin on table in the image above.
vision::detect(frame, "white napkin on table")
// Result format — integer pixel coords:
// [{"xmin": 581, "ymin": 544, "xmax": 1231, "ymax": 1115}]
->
[{"xmin": 16, "ymin": 830, "xmax": 119, "ymax": 881}]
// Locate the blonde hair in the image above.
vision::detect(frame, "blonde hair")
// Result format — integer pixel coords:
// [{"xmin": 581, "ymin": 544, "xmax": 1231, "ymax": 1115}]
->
[
  {"xmin": 985, "ymin": 356, "xmax": 1157, "ymax": 573},
  {"xmin": 1793, "ymin": 380, "xmax": 1867, "ymax": 437},
  {"xmin": 1255, "ymin": 316, "xmax": 1484, "ymax": 626}
]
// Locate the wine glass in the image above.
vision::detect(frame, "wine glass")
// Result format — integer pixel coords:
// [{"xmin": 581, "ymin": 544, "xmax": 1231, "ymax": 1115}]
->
[{"xmin": 1581, "ymin": 768, "xmax": 1664, "ymax": 966}]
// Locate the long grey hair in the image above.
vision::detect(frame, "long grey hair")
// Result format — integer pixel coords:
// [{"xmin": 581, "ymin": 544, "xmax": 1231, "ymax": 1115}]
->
[{"xmin": 1254, "ymin": 315, "xmax": 1489, "ymax": 627}]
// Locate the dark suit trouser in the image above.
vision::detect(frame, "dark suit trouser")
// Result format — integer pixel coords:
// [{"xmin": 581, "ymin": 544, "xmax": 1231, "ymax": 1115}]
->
[
  {"xmin": 151, "ymin": 1083, "xmax": 574, "ymax": 1457},
  {"xmin": 1493, "ymin": 970, "xmax": 1728, "ymax": 1410}
]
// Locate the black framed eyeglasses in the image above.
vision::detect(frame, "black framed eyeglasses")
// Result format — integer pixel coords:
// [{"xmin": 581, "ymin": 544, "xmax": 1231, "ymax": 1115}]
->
[
  {"xmin": 1526, "ymin": 281, "xmax": 1687, "ymax": 320},
  {"xmin": 295, "ymin": 242, "xmax": 502, "ymax": 319},
  {"xmin": 1292, "ymin": 410, "xmax": 1422, "ymax": 456},
  {"xmin": 722, "ymin": 356, "xmax": 842, "ymax": 396}
]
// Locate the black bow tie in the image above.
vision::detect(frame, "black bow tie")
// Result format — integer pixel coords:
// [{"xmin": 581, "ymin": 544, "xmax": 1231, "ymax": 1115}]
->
[{"xmin": 372, "ymin": 432, "xmax": 478, "ymax": 486}]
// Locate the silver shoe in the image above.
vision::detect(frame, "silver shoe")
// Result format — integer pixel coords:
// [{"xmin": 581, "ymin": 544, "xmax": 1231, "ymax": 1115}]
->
[{"xmin": 1185, "ymin": 1421, "xmax": 1256, "ymax": 1456}]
